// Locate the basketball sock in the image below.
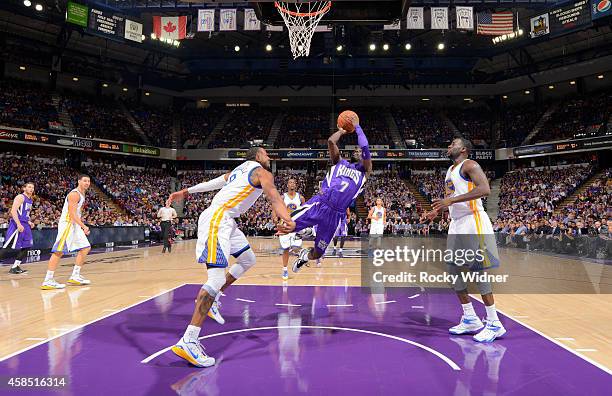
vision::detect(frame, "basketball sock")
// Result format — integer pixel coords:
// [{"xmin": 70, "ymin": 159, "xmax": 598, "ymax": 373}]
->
[
  {"xmin": 461, "ymin": 302, "xmax": 477, "ymax": 317},
  {"xmin": 71, "ymin": 265, "xmax": 81, "ymax": 278},
  {"xmin": 184, "ymin": 325, "xmax": 201, "ymax": 342},
  {"xmin": 485, "ymin": 304, "xmax": 499, "ymax": 322},
  {"xmin": 45, "ymin": 270, "xmax": 55, "ymax": 281},
  {"xmin": 283, "ymin": 266, "xmax": 288, "ymax": 271},
  {"xmin": 11, "ymin": 260, "xmax": 21, "ymax": 268}
]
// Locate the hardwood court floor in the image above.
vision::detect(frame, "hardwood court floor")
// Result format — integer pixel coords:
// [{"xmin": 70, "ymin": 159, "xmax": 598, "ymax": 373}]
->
[{"xmin": 0, "ymin": 238, "xmax": 611, "ymax": 370}]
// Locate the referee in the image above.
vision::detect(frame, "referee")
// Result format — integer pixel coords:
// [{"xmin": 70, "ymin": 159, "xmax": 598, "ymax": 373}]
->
[{"xmin": 157, "ymin": 203, "xmax": 178, "ymax": 253}]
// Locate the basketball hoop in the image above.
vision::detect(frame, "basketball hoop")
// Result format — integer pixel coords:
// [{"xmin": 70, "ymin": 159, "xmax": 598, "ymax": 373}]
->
[{"xmin": 275, "ymin": 1, "xmax": 332, "ymax": 59}]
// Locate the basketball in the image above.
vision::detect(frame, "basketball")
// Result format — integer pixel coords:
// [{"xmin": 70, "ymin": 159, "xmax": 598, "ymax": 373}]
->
[{"xmin": 337, "ymin": 110, "xmax": 359, "ymax": 132}]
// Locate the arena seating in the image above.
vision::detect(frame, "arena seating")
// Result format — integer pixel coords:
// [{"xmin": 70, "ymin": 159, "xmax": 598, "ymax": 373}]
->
[
  {"xmin": 0, "ymin": 154, "xmax": 125, "ymax": 228},
  {"xmin": 181, "ymin": 107, "xmax": 225, "ymax": 149},
  {"xmin": 275, "ymin": 108, "xmax": 330, "ymax": 148},
  {"xmin": 0, "ymin": 80, "xmax": 60, "ymax": 132},
  {"xmin": 447, "ymin": 108, "xmax": 492, "ymax": 148},
  {"xmin": 392, "ymin": 107, "xmax": 454, "ymax": 148},
  {"xmin": 131, "ymin": 105, "xmax": 175, "ymax": 148},
  {"xmin": 61, "ymin": 93, "xmax": 144, "ymax": 144},
  {"xmin": 498, "ymin": 104, "xmax": 545, "ymax": 148},
  {"xmin": 534, "ymin": 91, "xmax": 611, "ymax": 143},
  {"xmin": 208, "ymin": 107, "xmax": 278, "ymax": 148}
]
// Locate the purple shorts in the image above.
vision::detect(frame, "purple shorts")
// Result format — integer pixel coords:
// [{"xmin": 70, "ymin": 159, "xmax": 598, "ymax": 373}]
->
[
  {"xmin": 3, "ymin": 221, "xmax": 33, "ymax": 250},
  {"xmin": 292, "ymin": 195, "xmax": 345, "ymax": 255}
]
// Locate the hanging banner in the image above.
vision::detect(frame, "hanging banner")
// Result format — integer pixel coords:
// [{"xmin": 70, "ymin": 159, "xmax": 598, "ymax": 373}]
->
[
  {"xmin": 406, "ymin": 7, "xmax": 424, "ymax": 29},
  {"xmin": 530, "ymin": 13, "xmax": 550, "ymax": 37},
  {"xmin": 244, "ymin": 9, "xmax": 261, "ymax": 31},
  {"xmin": 124, "ymin": 19, "xmax": 143, "ymax": 43},
  {"xmin": 197, "ymin": 9, "xmax": 215, "ymax": 32},
  {"xmin": 383, "ymin": 20, "xmax": 401, "ymax": 30},
  {"xmin": 456, "ymin": 6, "xmax": 474, "ymax": 30},
  {"xmin": 431, "ymin": 7, "xmax": 449, "ymax": 30},
  {"xmin": 219, "ymin": 9, "xmax": 237, "ymax": 31}
]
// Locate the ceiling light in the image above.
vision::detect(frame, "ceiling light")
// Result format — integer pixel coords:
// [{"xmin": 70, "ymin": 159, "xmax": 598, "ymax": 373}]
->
[
  {"xmin": 72, "ymin": 77, "xmax": 79, "ymax": 82},
  {"xmin": 265, "ymin": 44, "xmax": 272, "ymax": 52},
  {"xmin": 234, "ymin": 45, "xmax": 240, "ymax": 52},
  {"xmin": 102, "ymin": 83, "xmax": 108, "ymax": 88},
  {"xmin": 336, "ymin": 45, "xmax": 343, "ymax": 52},
  {"xmin": 281, "ymin": 98, "xmax": 289, "ymax": 102},
  {"xmin": 502, "ymin": 95, "xmax": 508, "ymax": 99},
  {"xmin": 524, "ymin": 90, "xmax": 530, "ymax": 94},
  {"xmin": 421, "ymin": 98, "xmax": 430, "ymax": 101},
  {"xmin": 338, "ymin": 98, "xmax": 347, "ymax": 102},
  {"xmin": 200, "ymin": 99, "xmax": 208, "ymax": 102},
  {"xmin": 369, "ymin": 43, "xmax": 376, "ymax": 51},
  {"xmin": 597, "ymin": 74, "xmax": 604, "ymax": 79},
  {"xmin": 404, "ymin": 43, "xmax": 412, "ymax": 50},
  {"xmin": 145, "ymin": 92, "xmax": 150, "ymax": 96},
  {"xmin": 548, "ymin": 85, "xmax": 554, "ymax": 89},
  {"xmin": 569, "ymin": 80, "xmax": 576, "ymax": 85},
  {"xmin": 34, "ymin": 4, "xmax": 42, "ymax": 11},
  {"xmin": 382, "ymin": 43, "xmax": 389, "ymax": 51},
  {"xmin": 23, "ymin": 0, "xmax": 32, "ymax": 7},
  {"xmin": 437, "ymin": 43, "xmax": 445, "ymax": 51},
  {"xmin": 19, "ymin": 66, "xmax": 26, "ymax": 71},
  {"xmin": 122, "ymin": 88, "xmax": 128, "ymax": 92}
]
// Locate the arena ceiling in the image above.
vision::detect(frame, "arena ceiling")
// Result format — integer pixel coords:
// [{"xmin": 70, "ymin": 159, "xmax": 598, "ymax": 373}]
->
[{"xmin": 1, "ymin": 0, "xmax": 611, "ymax": 89}]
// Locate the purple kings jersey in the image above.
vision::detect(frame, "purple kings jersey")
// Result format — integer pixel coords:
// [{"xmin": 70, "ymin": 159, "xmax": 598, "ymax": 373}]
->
[
  {"xmin": 321, "ymin": 159, "xmax": 366, "ymax": 211},
  {"xmin": 14, "ymin": 194, "xmax": 33, "ymax": 224}
]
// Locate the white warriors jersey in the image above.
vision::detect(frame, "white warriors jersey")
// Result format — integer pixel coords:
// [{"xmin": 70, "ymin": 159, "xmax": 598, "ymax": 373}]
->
[
  {"xmin": 283, "ymin": 192, "xmax": 301, "ymax": 212},
  {"xmin": 209, "ymin": 161, "xmax": 263, "ymax": 218},
  {"xmin": 59, "ymin": 189, "xmax": 85, "ymax": 224},
  {"xmin": 371, "ymin": 206, "xmax": 385, "ymax": 226},
  {"xmin": 445, "ymin": 159, "xmax": 485, "ymax": 220}
]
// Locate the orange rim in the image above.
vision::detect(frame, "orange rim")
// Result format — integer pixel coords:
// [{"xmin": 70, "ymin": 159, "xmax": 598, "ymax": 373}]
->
[{"xmin": 275, "ymin": 1, "xmax": 332, "ymax": 18}]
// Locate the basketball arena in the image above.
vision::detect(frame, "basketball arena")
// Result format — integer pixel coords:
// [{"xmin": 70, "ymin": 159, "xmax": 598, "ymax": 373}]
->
[{"xmin": 0, "ymin": 1, "xmax": 611, "ymax": 395}]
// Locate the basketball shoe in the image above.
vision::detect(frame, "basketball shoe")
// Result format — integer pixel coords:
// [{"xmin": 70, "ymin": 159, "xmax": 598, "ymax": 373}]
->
[
  {"xmin": 282, "ymin": 267, "xmax": 289, "ymax": 280},
  {"xmin": 68, "ymin": 275, "xmax": 91, "ymax": 286},
  {"xmin": 41, "ymin": 279, "xmax": 66, "ymax": 290},
  {"xmin": 207, "ymin": 298, "xmax": 225, "ymax": 325},
  {"xmin": 292, "ymin": 248, "xmax": 310, "ymax": 273},
  {"xmin": 172, "ymin": 337, "xmax": 215, "ymax": 368},
  {"xmin": 473, "ymin": 320, "xmax": 506, "ymax": 342},
  {"xmin": 8, "ymin": 265, "xmax": 27, "ymax": 274},
  {"xmin": 449, "ymin": 315, "xmax": 484, "ymax": 335}
]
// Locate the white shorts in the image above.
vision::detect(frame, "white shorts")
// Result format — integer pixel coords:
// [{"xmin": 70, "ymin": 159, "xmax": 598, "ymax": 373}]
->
[
  {"xmin": 448, "ymin": 211, "xmax": 494, "ymax": 235},
  {"xmin": 52, "ymin": 222, "xmax": 90, "ymax": 254},
  {"xmin": 279, "ymin": 233, "xmax": 303, "ymax": 250},
  {"xmin": 196, "ymin": 207, "xmax": 250, "ymax": 267},
  {"xmin": 448, "ymin": 211, "xmax": 499, "ymax": 269},
  {"xmin": 370, "ymin": 224, "xmax": 384, "ymax": 235}
]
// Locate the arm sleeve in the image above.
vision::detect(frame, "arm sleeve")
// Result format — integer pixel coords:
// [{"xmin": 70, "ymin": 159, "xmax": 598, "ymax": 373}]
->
[
  {"xmin": 187, "ymin": 174, "xmax": 226, "ymax": 194},
  {"xmin": 355, "ymin": 125, "xmax": 371, "ymax": 160}
]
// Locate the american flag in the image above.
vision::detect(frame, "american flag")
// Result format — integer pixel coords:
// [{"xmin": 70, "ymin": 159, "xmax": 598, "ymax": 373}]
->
[{"xmin": 477, "ymin": 11, "xmax": 514, "ymax": 35}]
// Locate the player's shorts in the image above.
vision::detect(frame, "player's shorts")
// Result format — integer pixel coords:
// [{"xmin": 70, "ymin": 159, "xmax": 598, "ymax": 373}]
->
[
  {"xmin": 292, "ymin": 195, "xmax": 345, "ymax": 255},
  {"xmin": 52, "ymin": 222, "xmax": 90, "ymax": 254},
  {"xmin": 369, "ymin": 223, "xmax": 384, "ymax": 235},
  {"xmin": 334, "ymin": 219, "xmax": 348, "ymax": 237},
  {"xmin": 196, "ymin": 207, "xmax": 250, "ymax": 268},
  {"xmin": 447, "ymin": 211, "xmax": 499, "ymax": 270},
  {"xmin": 279, "ymin": 233, "xmax": 303, "ymax": 250},
  {"xmin": 3, "ymin": 221, "xmax": 33, "ymax": 250}
]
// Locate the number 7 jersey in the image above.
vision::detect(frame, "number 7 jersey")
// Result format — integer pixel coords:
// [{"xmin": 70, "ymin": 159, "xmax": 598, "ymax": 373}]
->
[{"xmin": 320, "ymin": 159, "xmax": 366, "ymax": 210}]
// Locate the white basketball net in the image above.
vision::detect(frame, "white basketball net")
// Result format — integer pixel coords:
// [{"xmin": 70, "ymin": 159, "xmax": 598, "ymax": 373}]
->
[{"xmin": 275, "ymin": 1, "xmax": 332, "ymax": 59}]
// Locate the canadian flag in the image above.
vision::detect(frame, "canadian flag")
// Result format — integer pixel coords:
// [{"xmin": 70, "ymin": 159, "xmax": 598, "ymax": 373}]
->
[{"xmin": 153, "ymin": 16, "xmax": 187, "ymax": 40}]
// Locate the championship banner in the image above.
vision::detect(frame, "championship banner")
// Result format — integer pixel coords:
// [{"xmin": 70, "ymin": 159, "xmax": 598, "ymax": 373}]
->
[
  {"xmin": 197, "ymin": 9, "xmax": 215, "ymax": 32},
  {"xmin": 124, "ymin": 19, "xmax": 143, "ymax": 43},
  {"xmin": 549, "ymin": 0, "xmax": 592, "ymax": 37},
  {"xmin": 456, "ymin": 6, "xmax": 474, "ymax": 30},
  {"xmin": 592, "ymin": 0, "xmax": 612, "ymax": 20},
  {"xmin": 244, "ymin": 9, "xmax": 261, "ymax": 31},
  {"xmin": 406, "ymin": 7, "xmax": 424, "ymax": 29},
  {"xmin": 431, "ymin": 7, "xmax": 449, "ymax": 30},
  {"xmin": 219, "ymin": 9, "xmax": 237, "ymax": 31},
  {"xmin": 530, "ymin": 13, "xmax": 550, "ymax": 37}
]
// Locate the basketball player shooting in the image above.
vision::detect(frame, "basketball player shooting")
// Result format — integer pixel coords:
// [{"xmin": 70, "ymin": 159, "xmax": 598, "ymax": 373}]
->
[
  {"xmin": 165, "ymin": 146, "xmax": 295, "ymax": 367},
  {"xmin": 289, "ymin": 111, "xmax": 372, "ymax": 272},
  {"xmin": 425, "ymin": 137, "xmax": 505, "ymax": 342}
]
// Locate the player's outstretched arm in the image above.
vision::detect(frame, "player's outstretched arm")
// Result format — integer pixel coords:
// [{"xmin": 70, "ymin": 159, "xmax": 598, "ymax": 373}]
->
[
  {"xmin": 10, "ymin": 194, "xmax": 25, "ymax": 232},
  {"xmin": 328, "ymin": 129, "xmax": 348, "ymax": 165},
  {"xmin": 432, "ymin": 160, "xmax": 490, "ymax": 212},
  {"xmin": 166, "ymin": 172, "xmax": 230, "ymax": 206},
  {"xmin": 253, "ymin": 168, "xmax": 295, "ymax": 234},
  {"xmin": 355, "ymin": 125, "xmax": 373, "ymax": 176}
]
